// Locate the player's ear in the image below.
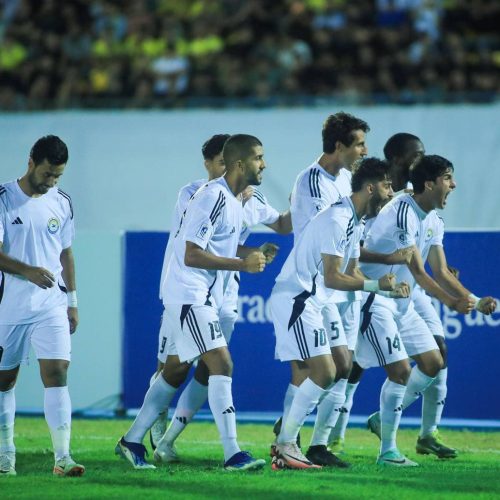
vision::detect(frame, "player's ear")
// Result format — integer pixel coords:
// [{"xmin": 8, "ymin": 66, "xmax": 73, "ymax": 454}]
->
[{"xmin": 424, "ymin": 180, "xmax": 434, "ymax": 191}]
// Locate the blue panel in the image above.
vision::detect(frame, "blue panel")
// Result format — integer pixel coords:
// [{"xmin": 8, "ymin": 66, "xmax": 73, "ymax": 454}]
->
[{"xmin": 122, "ymin": 231, "xmax": 500, "ymax": 419}]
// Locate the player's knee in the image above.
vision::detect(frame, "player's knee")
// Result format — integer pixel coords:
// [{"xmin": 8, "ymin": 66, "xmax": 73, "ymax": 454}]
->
[
  {"xmin": 348, "ymin": 361, "xmax": 364, "ymax": 384},
  {"xmin": 163, "ymin": 362, "xmax": 190, "ymax": 388},
  {"xmin": 40, "ymin": 360, "xmax": 69, "ymax": 387},
  {"xmin": 388, "ymin": 364, "xmax": 411, "ymax": 385},
  {"xmin": 419, "ymin": 352, "xmax": 444, "ymax": 377},
  {"xmin": 331, "ymin": 347, "xmax": 352, "ymax": 380},
  {"xmin": 0, "ymin": 368, "xmax": 19, "ymax": 391},
  {"xmin": 434, "ymin": 336, "xmax": 448, "ymax": 367}
]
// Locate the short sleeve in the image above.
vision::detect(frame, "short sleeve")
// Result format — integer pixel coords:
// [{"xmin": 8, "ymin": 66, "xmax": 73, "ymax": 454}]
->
[
  {"xmin": 320, "ymin": 219, "xmax": 348, "ymax": 258},
  {"xmin": 59, "ymin": 194, "xmax": 75, "ymax": 249},
  {"xmin": 183, "ymin": 188, "xmax": 222, "ymax": 250},
  {"xmin": 0, "ymin": 196, "xmax": 5, "ymax": 243},
  {"xmin": 392, "ymin": 208, "xmax": 419, "ymax": 250},
  {"xmin": 430, "ymin": 216, "xmax": 444, "ymax": 246}
]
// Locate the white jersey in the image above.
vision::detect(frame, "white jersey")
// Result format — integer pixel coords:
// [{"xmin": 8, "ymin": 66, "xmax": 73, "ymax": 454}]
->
[
  {"xmin": 274, "ymin": 197, "xmax": 363, "ymax": 304},
  {"xmin": 239, "ymin": 189, "xmax": 280, "ymax": 244},
  {"xmin": 159, "ymin": 178, "xmax": 207, "ymax": 299},
  {"xmin": 161, "ymin": 176, "xmax": 243, "ymax": 309},
  {"xmin": 361, "ymin": 193, "xmax": 444, "ymax": 312},
  {"xmin": 290, "ymin": 160, "xmax": 352, "ymax": 242},
  {"xmin": 0, "ymin": 181, "xmax": 74, "ymax": 324}
]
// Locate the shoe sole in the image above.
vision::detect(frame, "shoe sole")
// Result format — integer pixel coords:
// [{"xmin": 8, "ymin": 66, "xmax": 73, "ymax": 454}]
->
[
  {"xmin": 279, "ymin": 454, "xmax": 321, "ymax": 469},
  {"xmin": 377, "ymin": 458, "xmax": 418, "ymax": 467},
  {"xmin": 225, "ymin": 459, "xmax": 266, "ymax": 472},
  {"xmin": 416, "ymin": 446, "xmax": 457, "ymax": 459},
  {"xmin": 53, "ymin": 465, "xmax": 85, "ymax": 477},
  {"xmin": 153, "ymin": 450, "xmax": 180, "ymax": 464},
  {"xmin": 0, "ymin": 470, "xmax": 16, "ymax": 476},
  {"xmin": 115, "ymin": 443, "xmax": 156, "ymax": 470}
]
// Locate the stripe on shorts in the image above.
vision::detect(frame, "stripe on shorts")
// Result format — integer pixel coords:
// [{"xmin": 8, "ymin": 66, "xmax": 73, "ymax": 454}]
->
[
  {"xmin": 185, "ymin": 309, "xmax": 207, "ymax": 354},
  {"xmin": 292, "ymin": 318, "xmax": 310, "ymax": 360},
  {"xmin": 366, "ymin": 324, "xmax": 386, "ymax": 366}
]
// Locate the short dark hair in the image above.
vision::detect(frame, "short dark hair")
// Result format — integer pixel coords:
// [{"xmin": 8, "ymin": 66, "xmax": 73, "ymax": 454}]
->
[
  {"xmin": 222, "ymin": 134, "xmax": 262, "ymax": 168},
  {"xmin": 351, "ymin": 157, "xmax": 391, "ymax": 192},
  {"xmin": 322, "ymin": 112, "xmax": 370, "ymax": 154},
  {"xmin": 383, "ymin": 133, "xmax": 422, "ymax": 161},
  {"xmin": 30, "ymin": 135, "xmax": 68, "ymax": 166},
  {"xmin": 409, "ymin": 155, "xmax": 454, "ymax": 194},
  {"xmin": 202, "ymin": 134, "xmax": 231, "ymax": 160}
]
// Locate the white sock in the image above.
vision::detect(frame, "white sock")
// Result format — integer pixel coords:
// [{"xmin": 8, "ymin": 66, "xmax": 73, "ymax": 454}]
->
[
  {"xmin": 282, "ymin": 384, "xmax": 298, "ymax": 427},
  {"xmin": 125, "ymin": 375, "xmax": 177, "ymax": 444},
  {"xmin": 149, "ymin": 371, "xmax": 168, "ymax": 428},
  {"xmin": 44, "ymin": 386, "xmax": 72, "ymax": 460},
  {"xmin": 402, "ymin": 366, "xmax": 435, "ymax": 410},
  {"xmin": 0, "ymin": 388, "xmax": 16, "ymax": 453},
  {"xmin": 208, "ymin": 375, "xmax": 239, "ymax": 462},
  {"xmin": 162, "ymin": 378, "xmax": 208, "ymax": 445},
  {"xmin": 278, "ymin": 378, "xmax": 327, "ymax": 445},
  {"xmin": 421, "ymin": 367, "xmax": 448, "ymax": 436},
  {"xmin": 310, "ymin": 378, "xmax": 347, "ymax": 446},
  {"xmin": 330, "ymin": 382, "xmax": 359, "ymax": 441},
  {"xmin": 380, "ymin": 379, "xmax": 406, "ymax": 455}
]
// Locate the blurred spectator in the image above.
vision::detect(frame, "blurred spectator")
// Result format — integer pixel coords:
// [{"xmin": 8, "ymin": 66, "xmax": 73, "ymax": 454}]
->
[{"xmin": 0, "ymin": 0, "xmax": 498, "ymax": 109}]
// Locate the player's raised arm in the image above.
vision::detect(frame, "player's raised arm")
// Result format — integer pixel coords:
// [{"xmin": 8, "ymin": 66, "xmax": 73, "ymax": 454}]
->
[
  {"xmin": 427, "ymin": 245, "xmax": 497, "ymax": 315},
  {"xmin": 407, "ymin": 245, "xmax": 475, "ymax": 314}
]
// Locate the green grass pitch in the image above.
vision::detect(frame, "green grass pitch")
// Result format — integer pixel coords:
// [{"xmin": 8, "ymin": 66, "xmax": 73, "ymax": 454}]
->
[{"xmin": 2, "ymin": 417, "xmax": 499, "ymax": 499}]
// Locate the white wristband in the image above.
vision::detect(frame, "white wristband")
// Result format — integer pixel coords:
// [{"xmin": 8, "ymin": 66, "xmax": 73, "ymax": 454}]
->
[
  {"xmin": 469, "ymin": 293, "xmax": 480, "ymax": 309},
  {"xmin": 363, "ymin": 280, "xmax": 379, "ymax": 292},
  {"xmin": 67, "ymin": 291, "xmax": 78, "ymax": 308}
]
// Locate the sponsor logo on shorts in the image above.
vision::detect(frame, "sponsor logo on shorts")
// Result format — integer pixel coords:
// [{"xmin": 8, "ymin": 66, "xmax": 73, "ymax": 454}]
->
[{"xmin": 47, "ymin": 217, "xmax": 60, "ymax": 234}]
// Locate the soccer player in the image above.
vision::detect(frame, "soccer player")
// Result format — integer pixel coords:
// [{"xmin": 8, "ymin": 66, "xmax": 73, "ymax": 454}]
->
[
  {"xmin": 270, "ymin": 157, "xmax": 410, "ymax": 470},
  {"xmin": 357, "ymin": 154, "xmax": 495, "ymax": 466},
  {"xmin": 116, "ymin": 134, "xmax": 269, "ymax": 471},
  {"xmin": 151, "ymin": 137, "xmax": 291, "ymax": 460},
  {"xmin": 277, "ymin": 112, "xmax": 409, "ymax": 467},
  {"xmin": 329, "ymin": 132, "xmax": 425, "ymax": 452},
  {"xmin": 149, "ymin": 133, "xmax": 231, "ymax": 448},
  {"xmin": 0, "ymin": 136, "xmax": 84, "ymax": 476}
]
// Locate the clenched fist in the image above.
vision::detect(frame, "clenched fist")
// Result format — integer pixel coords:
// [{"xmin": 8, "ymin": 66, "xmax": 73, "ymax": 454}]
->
[
  {"xmin": 243, "ymin": 251, "xmax": 266, "ymax": 273},
  {"xmin": 378, "ymin": 273, "xmax": 396, "ymax": 291}
]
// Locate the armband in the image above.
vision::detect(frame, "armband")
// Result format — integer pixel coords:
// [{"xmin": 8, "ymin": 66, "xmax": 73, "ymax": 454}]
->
[
  {"xmin": 67, "ymin": 291, "xmax": 78, "ymax": 308},
  {"xmin": 363, "ymin": 280, "xmax": 379, "ymax": 292}
]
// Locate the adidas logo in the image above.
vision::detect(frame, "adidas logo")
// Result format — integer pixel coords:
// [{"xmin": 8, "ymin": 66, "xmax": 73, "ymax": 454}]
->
[
  {"xmin": 394, "ymin": 405, "xmax": 403, "ymax": 413},
  {"xmin": 222, "ymin": 406, "xmax": 235, "ymax": 414},
  {"xmin": 12, "ymin": 217, "xmax": 23, "ymax": 225},
  {"xmin": 176, "ymin": 416, "xmax": 187, "ymax": 425}
]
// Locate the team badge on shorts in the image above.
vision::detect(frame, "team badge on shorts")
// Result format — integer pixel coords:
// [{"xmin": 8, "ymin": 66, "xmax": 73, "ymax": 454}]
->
[{"xmin": 47, "ymin": 217, "xmax": 60, "ymax": 234}]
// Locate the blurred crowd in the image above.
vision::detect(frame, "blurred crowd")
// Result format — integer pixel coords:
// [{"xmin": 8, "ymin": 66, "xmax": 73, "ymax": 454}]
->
[{"xmin": 0, "ymin": 0, "xmax": 499, "ymax": 110}]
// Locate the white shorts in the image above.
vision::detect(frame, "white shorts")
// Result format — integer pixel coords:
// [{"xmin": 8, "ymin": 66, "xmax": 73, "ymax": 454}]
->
[
  {"xmin": 158, "ymin": 296, "xmax": 237, "ymax": 364},
  {"xmin": 163, "ymin": 304, "xmax": 228, "ymax": 363},
  {"xmin": 412, "ymin": 286, "xmax": 444, "ymax": 338},
  {"xmin": 0, "ymin": 310, "xmax": 71, "ymax": 370},
  {"xmin": 271, "ymin": 292, "xmax": 332, "ymax": 362},
  {"xmin": 336, "ymin": 299, "xmax": 361, "ymax": 351},
  {"xmin": 355, "ymin": 292, "xmax": 437, "ymax": 369},
  {"xmin": 157, "ymin": 312, "xmax": 169, "ymax": 364},
  {"xmin": 321, "ymin": 301, "xmax": 348, "ymax": 350}
]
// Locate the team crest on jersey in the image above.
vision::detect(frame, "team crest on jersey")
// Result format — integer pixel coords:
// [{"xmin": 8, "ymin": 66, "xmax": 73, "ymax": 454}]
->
[
  {"xmin": 47, "ymin": 217, "xmax": 60, "ymax": 234},
  {"xmin": 425, "ymin": 228, "xmax": 434, "ymax": 241},
  {"xmin": 196, "ymin": 223, "xmax": 209, "ymax": 239}
]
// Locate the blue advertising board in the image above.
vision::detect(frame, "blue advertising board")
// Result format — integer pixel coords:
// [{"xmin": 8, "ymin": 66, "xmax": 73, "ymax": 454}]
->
[{"xmin": 122, "ymin": 231, "xmax": 500, "ymax": 420}]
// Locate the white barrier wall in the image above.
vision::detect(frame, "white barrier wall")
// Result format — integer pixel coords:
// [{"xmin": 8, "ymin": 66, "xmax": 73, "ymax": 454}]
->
[{"xmin": 1, "ymin": 106, "xmax": 499, "ymax": 410}]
